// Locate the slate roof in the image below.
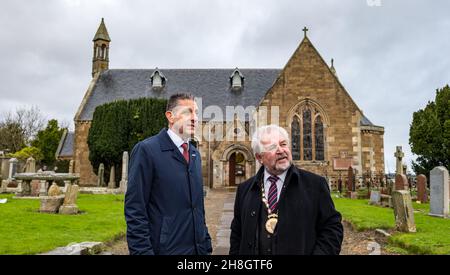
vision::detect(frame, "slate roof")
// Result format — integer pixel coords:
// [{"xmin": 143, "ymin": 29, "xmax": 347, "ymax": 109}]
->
[
  {"xmin": 56, "ymin": 130, "xmax": 74, "ymax": 158},
  {"xmin": 77, "ymin": 68, "xmax": 377, "ymax": 126},
  {"xmin": 78, "ymin": 69, "xmax": 281, "ymax": 121},
  {"xmin": 360, "ymin": 115, "xmax": 374, "ymax": 126}
]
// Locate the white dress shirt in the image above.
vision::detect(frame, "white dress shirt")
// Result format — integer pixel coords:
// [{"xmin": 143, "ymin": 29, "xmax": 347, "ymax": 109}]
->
[
  {"xmin": 264, "ymin": 168, "xmax": 288, "ymax": 202},
  {"xmin": 167, "ymin": 128, "xmax": 189, "ymax": 154}
]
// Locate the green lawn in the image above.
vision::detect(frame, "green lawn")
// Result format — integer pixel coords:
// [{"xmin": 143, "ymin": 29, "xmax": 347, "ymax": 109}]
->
[
  {"xmin": 0, "ymin": 193, "xmax": 126, "ymax": 255},
  {"xmin": 332, "ymin": 195, "xmax": 450, "ymax": 255}
]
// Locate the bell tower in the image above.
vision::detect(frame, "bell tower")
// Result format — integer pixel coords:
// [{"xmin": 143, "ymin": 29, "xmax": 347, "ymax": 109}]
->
[{"xmin": 92, "ymin": 18, "xmax": 111, "ymax": 77}]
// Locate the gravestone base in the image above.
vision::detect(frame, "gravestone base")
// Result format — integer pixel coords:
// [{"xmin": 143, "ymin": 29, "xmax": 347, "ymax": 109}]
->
[
  {"xmin": 428, "ymin": 213, "xmax": 449, "ymax": 219},
  {"xmin": 380, "ymin": 194, "xmax": 393, "ymax": 208},
  {"xmin": 40, "ymin": 195, "xmax": 65, "ymax": 213},
  {"xmin": 119, "ymin": 180, "xmax": 127, "ymax": 194},
  {"xmin": 59, "ymin": 204, "xmax": 79, "ymax": 215},
  {"xmin": 0, "ymin": 180, "xmax": 8, "ymax": 193},
  {"xmin": 350, "ymin": 192, "xmax": 358, "ymax": 200}
]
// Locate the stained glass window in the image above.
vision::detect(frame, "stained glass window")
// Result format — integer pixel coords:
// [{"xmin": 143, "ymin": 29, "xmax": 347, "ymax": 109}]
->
[
  {"xmin": 303, "ymin": 109, "xmax": 312, "ymax": 160},
  {"xmin": 315, "ymin": 116, "xmax": 324, "ymax": 160},
  {"xmin": 291, "ymin": 117, "xmax": 300, "ymax": 160}
]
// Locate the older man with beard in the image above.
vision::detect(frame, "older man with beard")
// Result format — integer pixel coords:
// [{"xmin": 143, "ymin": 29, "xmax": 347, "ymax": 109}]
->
[{"xmin": 229, "ymin": 125, "xmax": 343, "ymax": 255}]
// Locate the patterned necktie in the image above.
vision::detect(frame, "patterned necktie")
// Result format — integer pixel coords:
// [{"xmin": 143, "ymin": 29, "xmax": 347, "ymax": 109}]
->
[
  {"xmin": 181, "ymin": 142, "xmax": 189, "ymax": 163},
  {"xmin": 267, "ymin": 175, "xmax": 279, "ymax": 212}
]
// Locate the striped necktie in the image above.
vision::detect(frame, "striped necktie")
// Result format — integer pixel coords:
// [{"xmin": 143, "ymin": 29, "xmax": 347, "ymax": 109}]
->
[{"xmin": 267, "ymin": 175, "xmax": 279, "ymax": 212}]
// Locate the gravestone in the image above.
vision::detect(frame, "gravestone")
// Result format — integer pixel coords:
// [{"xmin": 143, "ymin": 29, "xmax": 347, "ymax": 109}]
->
[
  {"xmin": 108, "ymin": 165, "xmax": 115, "ymax": 189},
  {"xmin": 0, "ymin": 180, "xmax": 7, "ymax": 193},
  {"xmin": 429, "ymin": 167, "xmax": 449, "ymax": 218},
  {"xmin": 119, "ymin": 152, "xmax": 129, "ymax": 193},
  {"xmin": 59, "ymin": 184, "xmax": 79, "ymax": 215},
  {"xmin": 369, "ymin": 191, "xmax": 381, "ymax": 205},
  {"xmin": 25, "ymin": 157, "xmax": 41, "ymax": 197},
  {"xmin": 97, "ymin": 163, "xmax": 105, "ymax": 187},
  {"xmin": 8, "ymin": 158, "xmax": 18, "ymax": 180},
  {"xmin": 25, "ymin": 157, "xmax": 36, "ymax": 173},
  {"xmin": 68, "ymin": 160, "xmax": 74, "ymax": 174},
  {"xmin": 394, "ymin": 146, "xmax": 404, "ymax": 175},
  {"xmin": 416, "ymin": 174, "xmax": 428, "ymax": 203},
  {"xmin": 395, "ymin": 174, "xmax": 408, "ymax": 191},
  {"xmin": 337, "ymin": 178, "xmax": 342, "ymax": 193},
  {"xmin": 392, "ymin": 190, "xmax": 416, "ymax": 232},
  {"xmin": 40, "ymin": 183, "xmax": 65, "ymax": 213},
  {"xmin": 48, "ymin": 183, "xmax": 62, "ymax": 196}
]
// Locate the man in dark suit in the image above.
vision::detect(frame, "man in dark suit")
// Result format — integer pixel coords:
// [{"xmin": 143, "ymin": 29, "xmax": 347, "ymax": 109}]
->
[
  {"xmin": 230, "ymin": 125, "xmax": 343, "ymax": 255},
  {"xmin": 125, "ymin": 93, "xmax": 212, "ymax": 255}
]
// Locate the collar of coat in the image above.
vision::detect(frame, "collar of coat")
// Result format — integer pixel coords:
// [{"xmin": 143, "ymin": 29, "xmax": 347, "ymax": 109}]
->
[
  {"xmin": 158, "ymin": 128, "xmax": 197, "ymax": 153},
  {"xmin": 249, "ymin": 164, "xmax": 299, "ymax": 191}
]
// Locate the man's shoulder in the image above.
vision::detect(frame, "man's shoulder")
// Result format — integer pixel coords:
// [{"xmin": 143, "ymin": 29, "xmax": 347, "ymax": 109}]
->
[{"xmin": 131, "ymin": 133, "xmax": 162, "ymax": 155}]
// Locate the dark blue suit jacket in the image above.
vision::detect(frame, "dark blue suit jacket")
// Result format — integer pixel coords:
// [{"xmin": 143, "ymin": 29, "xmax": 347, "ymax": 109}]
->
[{"xmin": 125, "ymin": 129, "xmax": 212, "ymax": 255}]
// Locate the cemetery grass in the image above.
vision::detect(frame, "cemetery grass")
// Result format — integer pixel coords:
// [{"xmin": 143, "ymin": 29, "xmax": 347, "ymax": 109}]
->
[
  {"xmin": 0, "ymin": 193, "xmax": 126, "ymax": 255},
  {"xmin": 333, "ymin": 195, "xmax": 450, "ymax": 255}
]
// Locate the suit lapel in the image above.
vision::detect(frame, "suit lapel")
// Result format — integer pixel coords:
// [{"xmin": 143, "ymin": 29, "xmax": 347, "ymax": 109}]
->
[{"xmin": 158, "ymin": 128, "xmax": 187, "ymax": 165}]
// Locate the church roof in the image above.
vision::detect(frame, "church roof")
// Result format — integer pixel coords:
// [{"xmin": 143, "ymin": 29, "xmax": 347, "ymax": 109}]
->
[
  {"xmin": 360, "ymin": 115, "xmax": 374, "ymax": 126},
  {"xmin": 55, "ymin": 130, "xmax": 74, "ymax": 159},
  {"xmin": 93, "ymin": 18, "xmax": 111, "ymax": 42},
  {"xmin": 78, "ymin": 68, "xmax": 281, "ymax": 121}
]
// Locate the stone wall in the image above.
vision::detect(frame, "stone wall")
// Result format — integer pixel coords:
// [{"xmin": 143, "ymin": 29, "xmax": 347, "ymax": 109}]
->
[{"xmin": 74, "ymin": 121, "xmax": 98, "ymax": 186}]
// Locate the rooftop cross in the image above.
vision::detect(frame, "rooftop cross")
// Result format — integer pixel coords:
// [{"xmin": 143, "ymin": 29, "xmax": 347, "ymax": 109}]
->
[{"xmin": 302, "ymin": 26, "xmax": 309, "ymax": 37}]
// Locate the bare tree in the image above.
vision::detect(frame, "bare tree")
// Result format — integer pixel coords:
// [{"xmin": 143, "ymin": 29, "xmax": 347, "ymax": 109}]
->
[{"xmin": 0, "ymin": 105, "xmax": 47, "ymax": 152}]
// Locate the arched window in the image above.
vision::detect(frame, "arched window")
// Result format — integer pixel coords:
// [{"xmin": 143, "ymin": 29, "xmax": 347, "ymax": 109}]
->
[
  {"xmin": 101, "ymin": 44, "xmax": 107, "ymax": 59},
  {"xmin": 291, "ymin": 117, "xmax": 300, "ymax": 160},
  {"xmin": 290, "ymin": 102, "xmax": 326, "ymax": 162},
  {"xmin": 315, "ymin": 116, "xmax": 324, "ymax": 160},
  {"xmin": 303, "ymin": 109, "xmax": 312, "ymax": 160}
]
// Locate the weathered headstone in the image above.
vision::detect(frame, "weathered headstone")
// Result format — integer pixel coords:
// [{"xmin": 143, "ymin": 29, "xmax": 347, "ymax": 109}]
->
[
  {"xmin": 8, "ymin": 158, "xmax": 18, "ymax": 180},
  {"xmin": 108, "ymin": 165, "xmax": 115, "ymax": 189},
  {"xmin": 395, "ymin": 174, "xmax": 408, "ymax": 191},
  {"xmin": 25, "ymin": 157, "xmax": 36, "ymax": 173},
  {"xmin": 392, "ymin": 190, "xmax": 416, "ymax": 232},
  {"xmin": 0, "ymin": 180, "xmax": 7, "ymax": 193},
  {"xmin": 380, "ymin": 194, "xmax": 393, "ymax": 208},
  {"xmin": 40, "ymin": 182, "xmax": 64, "ymax": 213},
  {"xmin": 369, "ymin": 190, "xmax": 381, "ymax": 205},
  {"xmin": 59, "ymin": 184, "xmax": 79, "ymax": 215},
  {"xmin": 48, "ymin": 183, "xmax": 62, "ymax": 196},
  {"xmin": 97, "ymin": 163, "xmax": 105, "ymax": 187},
  {"xmin": 416, "ymin": 174, "xmax": 428, "ymax": 203},
  {"xmin": 394, "ymin": 146, "xmax": 404, "ymax": 175},
  {"xmin": 119, "ymin": 152, "xmax": 129, "ymax": 193},
  {"xmin": 429, "ymin": 167, "xmax": 449, "ymax": 218},
  {"xmin": 68, "ymin": 160, "xmax": 74, "ymax": 174}
]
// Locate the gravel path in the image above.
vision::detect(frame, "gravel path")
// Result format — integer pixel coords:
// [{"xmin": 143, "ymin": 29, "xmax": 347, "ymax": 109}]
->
[{"xmin": 105, "ymin": 188, "xmax": 398, "ymax": 255}]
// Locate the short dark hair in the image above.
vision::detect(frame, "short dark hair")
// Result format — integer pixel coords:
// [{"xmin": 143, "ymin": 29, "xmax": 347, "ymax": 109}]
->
[{"xmin": 166, "ymin": 93, "xmax": 195, "ymax": 111}]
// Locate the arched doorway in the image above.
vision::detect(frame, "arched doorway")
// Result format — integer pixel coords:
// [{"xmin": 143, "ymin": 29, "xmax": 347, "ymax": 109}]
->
[{"xmin": 229, "ymin": 152, "xmax": 246, "ymax": 186}]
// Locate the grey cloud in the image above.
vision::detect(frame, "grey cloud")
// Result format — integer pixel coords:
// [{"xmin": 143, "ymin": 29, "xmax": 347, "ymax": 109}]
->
[{"xmin": 0, "ymin": 0, "xmax": 449, "ymax": 173}]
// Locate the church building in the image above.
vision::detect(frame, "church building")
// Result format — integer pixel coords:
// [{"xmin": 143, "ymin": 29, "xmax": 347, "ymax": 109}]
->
[{"xmin": 58, "ymin": 19, "xmax": 385, "ymax": 188}]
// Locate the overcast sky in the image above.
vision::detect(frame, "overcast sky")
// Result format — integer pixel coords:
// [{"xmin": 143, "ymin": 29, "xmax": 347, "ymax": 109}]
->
[{"xmin": 0, "ymin": 0, "xmax": 449, "ymax": 173}]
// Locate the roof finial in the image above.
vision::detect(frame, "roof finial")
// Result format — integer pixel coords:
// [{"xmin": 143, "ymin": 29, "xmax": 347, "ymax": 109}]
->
[
  {"xmin": 302, "ymin": 26, "xmax": 309, "ymax": 38},
  {"xmin": 330, "ymin": 58, "xmax": 337, "ymax": 77}
]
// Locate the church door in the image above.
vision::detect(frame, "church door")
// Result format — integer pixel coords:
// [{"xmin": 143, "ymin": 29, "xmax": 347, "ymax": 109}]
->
[{"xmin": 229, "ymin": 153, "xmax": 236, "ymax": 186}]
